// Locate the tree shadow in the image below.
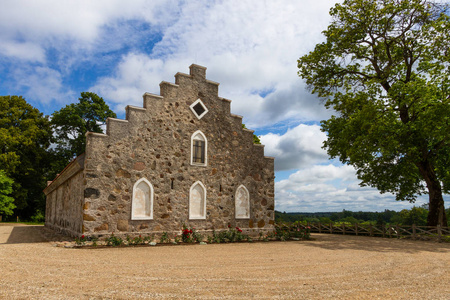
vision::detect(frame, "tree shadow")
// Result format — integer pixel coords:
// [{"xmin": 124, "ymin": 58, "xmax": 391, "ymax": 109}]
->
[
  {"xmin": 303, "ymin": 233, "xmax": 450, "ymax": 254},
  {"xmin": 1, "ymin": 225, "xmax": 70, "ymax": 244}
]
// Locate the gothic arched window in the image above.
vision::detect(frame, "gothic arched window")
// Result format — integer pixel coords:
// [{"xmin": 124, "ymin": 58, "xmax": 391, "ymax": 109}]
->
[
  {"xmin": 189, "ymin": 181, "xmax": 206, "ymax": 219},
  {"xmin": 131, "ymin": 178, "xmax": 153, "ymax": 220},
  {"xmin": 191, "ymin": 130, "xmax": 207, "ymax": 166},
  {"xmin": 235, "ymin": 185, "xmax": 250, "ymax": 219}
]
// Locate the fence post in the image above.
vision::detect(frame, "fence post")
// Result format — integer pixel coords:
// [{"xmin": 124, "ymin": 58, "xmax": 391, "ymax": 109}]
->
[
  {"xmin": 437, "ymin": 225, "xmax": 442, "ymax": 242},
  {"xmin": 369, "ymin": 224, "xmax": 373, "ymax": 237},
  {"xmin": 412, "ymin": 224, "xmax": 416, "ymax": 240},
  {"xmin": 355, "ymin": 224, "xmax": 358, "ymax": 236},
  {"xmin": 396, "ymin": 225, "xmax": 400, "ymax": 239},
  {"xmin": 343, "ymin": 223, "xmax": 346, "ymax": 235},
  {"xmin": 382, "ymin": 225, "xmax": 385, "ymax": 238},
  {"xmin": 319, "ymin": 222, "xmax": 322, "ymax": 233},
  {"xmin": 330, "ymin": 223, "xmax": 333, "ymax": 234}
]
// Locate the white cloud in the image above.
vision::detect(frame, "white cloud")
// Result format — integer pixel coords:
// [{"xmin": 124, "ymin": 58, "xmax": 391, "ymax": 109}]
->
[
  {"xmin": 91, "ymin": 54, "xmax": 166, "ymax": 112},
  {"xmin": 274, "ymin": 164, "xmax": 429, "ymax": 212},
  {"xmin": 0, "ymin": 41, "xmax": 45, "ymax": 62},
  {"xmin": 11, "ymin": 66, "xmax": 75, "ymax": 107},
  {"xmin": 90, "ymin": 0, "xmax": 336, "ymax": 126},
  {"xmin": 0, "ymin": 0, "xmax": 175, "ymax": 42},
  {"xmin": 260, "ymin": 124, "xmax": 329, "ymax": 171}
]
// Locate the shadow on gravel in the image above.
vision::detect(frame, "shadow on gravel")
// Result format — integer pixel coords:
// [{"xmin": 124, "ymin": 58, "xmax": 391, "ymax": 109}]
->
[
  {"xmin": 3, "ymin": 226, "xmax": 47, "ymax": 244},
  {"xmin": 1, "ymin": 225, "xmax": 70, "ymax": 244},
  {"xmin": 303, "ymin": 233, "xmax": 450, "ymax": 254}
]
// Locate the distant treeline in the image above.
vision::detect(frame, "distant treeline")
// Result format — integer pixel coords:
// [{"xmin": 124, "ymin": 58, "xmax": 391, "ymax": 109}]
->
[{"xmin": 275, "ymin": 207, "xmax": 450, "ymax": 227}]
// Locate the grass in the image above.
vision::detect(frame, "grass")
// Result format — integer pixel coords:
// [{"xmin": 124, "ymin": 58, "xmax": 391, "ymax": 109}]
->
[{"xmin": 0, "ymin": 221, "xmax": 44, "ymax": 225}]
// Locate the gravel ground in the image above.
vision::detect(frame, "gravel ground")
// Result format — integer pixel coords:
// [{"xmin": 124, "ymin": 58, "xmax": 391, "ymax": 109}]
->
[{"xmin": 0, "ymin": 224, "xmax": 449, "ymax": 299}]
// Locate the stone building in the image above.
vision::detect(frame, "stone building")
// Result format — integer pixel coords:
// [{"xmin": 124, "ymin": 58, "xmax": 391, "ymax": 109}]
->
[{"xmin": 44, "ymin": 64, "xmax": 275, "ymax": 238}]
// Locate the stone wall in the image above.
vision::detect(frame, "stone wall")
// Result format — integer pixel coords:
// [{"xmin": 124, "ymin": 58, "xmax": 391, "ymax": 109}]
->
[
  {"xmin": 44, "ymin": 155, "xmax": 85, "ymax": 236},
  {"xmin": 45, "ymin": 64, "xmax": 275, "ymax": 238}
]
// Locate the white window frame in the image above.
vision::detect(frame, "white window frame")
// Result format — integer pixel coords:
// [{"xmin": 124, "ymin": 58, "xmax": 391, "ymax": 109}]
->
[
  {"xmin": 235, "ymin": 185, "xmax": 250, "ymax": 219},
  {"xmin": 189, "ymin": 98, "xmax": 208, "ymax": 119},
  {"xmin": 190, "ymin": 130, "xmax": 207, "ymax": 166},
  {"xmin": 131, "ymin": 178, "xmax": 154, "ymax": 220},
  {"xmin": 189, "ymin": 181, "xmax": 207, "ymax": 220}
]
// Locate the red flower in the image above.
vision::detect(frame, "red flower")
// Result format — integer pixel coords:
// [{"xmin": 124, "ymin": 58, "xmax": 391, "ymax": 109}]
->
[
  {"xmin": 238, "ymin": 229, "xmax": 242, "ymax": 233},
  {"xmin": 81, "ymin": 235, "xmax": 85, "ymax": 239},
  {"xmin": 228, "ymin": 224, "xmax": 231, "ymax": 228}
]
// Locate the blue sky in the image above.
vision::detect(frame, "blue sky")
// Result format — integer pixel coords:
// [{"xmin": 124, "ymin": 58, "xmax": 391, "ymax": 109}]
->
[{"xmin": 1, "ymin": 0, "xmax": 442, "ymax": 212}]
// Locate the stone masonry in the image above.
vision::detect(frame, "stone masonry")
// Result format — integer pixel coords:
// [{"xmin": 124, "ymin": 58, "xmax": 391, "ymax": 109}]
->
[{"xmin": 44, "ymin": 64, "xmax": 275, "ymax": 238}]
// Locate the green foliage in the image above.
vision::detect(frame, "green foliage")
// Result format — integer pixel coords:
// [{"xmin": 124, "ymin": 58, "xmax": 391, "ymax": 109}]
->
[
  {"xmin": 274, "ymin": 223, "xmax": 311, "ymax": 240},
  {"xmin": 392, "ymin": 206, "xmax": 428, "ymax": 226},
  {"xmin": 30, "ymin": 209, "xmax": 45, "ymax": 223},
  {"xmin": 160, "ymin": 232, "xmax": 170, "ymax": 243},
  {"xmin": 181, "ymin": 225, "xmax": 203, "ymax": 243},
  {"xmin": 105, "ymin": 233, "xmax": 124, "ymax": 247},
  {"xmin": 242, "ymin": 124, "xmax": 261, "ymax": 144},
  {"xmin": 0, "ymin": 170, "xmax": 15, "ymax": 217},
  {"xmin": 0, "ymin": 96, "xmax": 52, "ymax": 217},
  {"xmin": 275, "ymin": 208, "xmax": 434, "ymax": 226},
  {"xmin": 50, "ymin": 92, "xmax": 116, "ymax": 176},
  {"xmin": 207, "ymin": 226, "xmax": 250, "ymax": 243},
  {"xmin": 298, "ymin": 0, "xmax": 450, "ymax": 226},
  {"xmin": 127, "ymin": 234, "xmax": 145, "ymax": 246},
  {"xmin": 75, "ymin": 235, "xmax": 88, "ymax": 246}
]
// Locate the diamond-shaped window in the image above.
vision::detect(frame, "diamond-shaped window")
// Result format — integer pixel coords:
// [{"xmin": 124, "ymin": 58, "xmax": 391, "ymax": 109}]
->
[{"xmin": 190, "ymin": 99, "xmax": 208, "ymax": 119}]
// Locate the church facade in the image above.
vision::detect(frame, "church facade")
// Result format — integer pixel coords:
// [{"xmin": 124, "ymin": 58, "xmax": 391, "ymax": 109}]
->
[{"xmin": 44, "ymin": 64, "xmax": 275, "ymax": 238}]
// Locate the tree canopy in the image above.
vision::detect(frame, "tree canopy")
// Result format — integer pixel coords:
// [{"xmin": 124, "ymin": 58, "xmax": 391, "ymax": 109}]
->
[
  {"xmin": 50, "ymin": 92, "xmax": 117, "ymax": 176},
  {"xmin": 0, "ymin": 95, "xmax": 52, "ymax": 217},
  {"xmin": 0, "ymin": 170, "xmax": 15, "ymax": 217},
  {"xmin": 298, "ymin": 0, "xmax": 450, "ymax": 226}
]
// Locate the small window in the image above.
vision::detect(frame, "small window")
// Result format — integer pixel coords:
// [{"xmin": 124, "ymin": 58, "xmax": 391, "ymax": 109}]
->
[
  {"xmin": 191, "ymin": 130, "xmax": 207, "ymax": 166},
  {"xmin": 131, "ymin": 178, "xmax": 153, "ymax": 220},
  {"xmin": 189, "ymin": 99, "xmax": 208, "ymax": 119},
  {"xmin": 235, "ymin": 185, "xmax": 250, "ymax": 219},
  {"xmin": 189, "ymin": 181, "xmax": 206, "ymax": 219}
]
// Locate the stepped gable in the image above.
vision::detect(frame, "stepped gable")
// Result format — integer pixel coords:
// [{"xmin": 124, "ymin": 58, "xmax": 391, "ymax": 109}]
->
[
  {"xmin": 45, "ymin": 64, "xmax": 275, "ymax": 238},
  {"xmin": 88, "ymin": 64, "xmax": 273, "ymax": 161}
]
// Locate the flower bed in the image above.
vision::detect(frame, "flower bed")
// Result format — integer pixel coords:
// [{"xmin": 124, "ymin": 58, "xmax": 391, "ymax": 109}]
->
[{"xmin": 72, "ymin": 223, "xmax": 311, "ymax": 248}]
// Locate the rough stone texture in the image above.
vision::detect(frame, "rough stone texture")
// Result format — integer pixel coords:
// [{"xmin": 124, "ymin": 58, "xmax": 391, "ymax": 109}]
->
[
  {"xmin": 43, "ymin": 156, "xmax": 85, "ymax": 237},
  {"xmin": 44, "ymin": 64, "xmax": 275, "ymax": 237}
]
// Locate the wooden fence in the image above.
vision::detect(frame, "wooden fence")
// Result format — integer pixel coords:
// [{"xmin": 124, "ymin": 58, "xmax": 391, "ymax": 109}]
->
[{"xmin": 297, "ymin": 223, "xmax": 450, "ymax": 242}]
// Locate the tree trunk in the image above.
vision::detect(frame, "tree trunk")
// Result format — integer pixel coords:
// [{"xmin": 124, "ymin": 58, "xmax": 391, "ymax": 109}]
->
[{"xmin": 417, "ymin": 160, "xmax": 448, "ymax": 227}]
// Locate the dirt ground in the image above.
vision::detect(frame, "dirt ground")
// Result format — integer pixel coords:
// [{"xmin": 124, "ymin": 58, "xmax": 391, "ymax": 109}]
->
[{"xmin": 0, "ymin": 224, "xmax": 449, "ymax": 299}]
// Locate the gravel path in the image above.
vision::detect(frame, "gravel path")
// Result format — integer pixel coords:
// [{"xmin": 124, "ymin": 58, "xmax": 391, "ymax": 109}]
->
[{"xmin": 0, "ymin": 224, "xmax": 449, "ymax": 299}]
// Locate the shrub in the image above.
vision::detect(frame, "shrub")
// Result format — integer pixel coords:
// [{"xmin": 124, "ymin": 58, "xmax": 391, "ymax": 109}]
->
[{"xmin": 106, "ymin": 233, "xmax": 124, "ymax": 247}]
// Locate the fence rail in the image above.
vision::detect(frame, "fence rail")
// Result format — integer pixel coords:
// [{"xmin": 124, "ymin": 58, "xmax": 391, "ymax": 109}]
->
[{"xmin": 297, "ymin": 223, "xmax": 450, "ymax": 242}]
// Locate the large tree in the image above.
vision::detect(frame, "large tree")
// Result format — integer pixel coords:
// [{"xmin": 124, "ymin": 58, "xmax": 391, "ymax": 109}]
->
[
  {"xmin": 298, "ymin": 0, "xmax": 450, "ymax": 226},
  {"xmin": 0, "ymin": 96, "xmax": 52, "ymax": 217},
  {"xmin": 0, "ymin": 170, "xmax": 15, "ymax": 218},
  {"xmin": 50, "ymin": 92, "xmax": 116, "ymax": 176}
]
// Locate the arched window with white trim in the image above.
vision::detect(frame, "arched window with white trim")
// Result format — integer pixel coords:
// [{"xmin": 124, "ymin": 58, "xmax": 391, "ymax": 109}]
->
[
  {"xmin": 189, "ymin": 181, "xmax": 206, "ymax": 219},
  {"xmin": 131, "ymin": 178, "xmax": 153, "ymax": 220},
  {"xmin": 191, "ymin": 130, "xmax": 207, "ymax": 166},
  {"xmin": 235, "ymin": 185, "xmax": 250, "ymax": 219}
]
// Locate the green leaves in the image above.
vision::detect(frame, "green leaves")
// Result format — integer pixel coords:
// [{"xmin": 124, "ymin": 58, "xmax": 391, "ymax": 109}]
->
[
  {"xmin": 298, "ymin": 0, "xmax": 449, "ymax": 225},
  {"xmin": 51, "ymin": 92, "xmax": 117, "ymax": 161},
  {"xmin": 0, "ymin": 96, "xmax": 51, "ymax": 216},
  {"xmin": 0, "ymin": 170, "xmax": 15, "ymax": 217}
]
